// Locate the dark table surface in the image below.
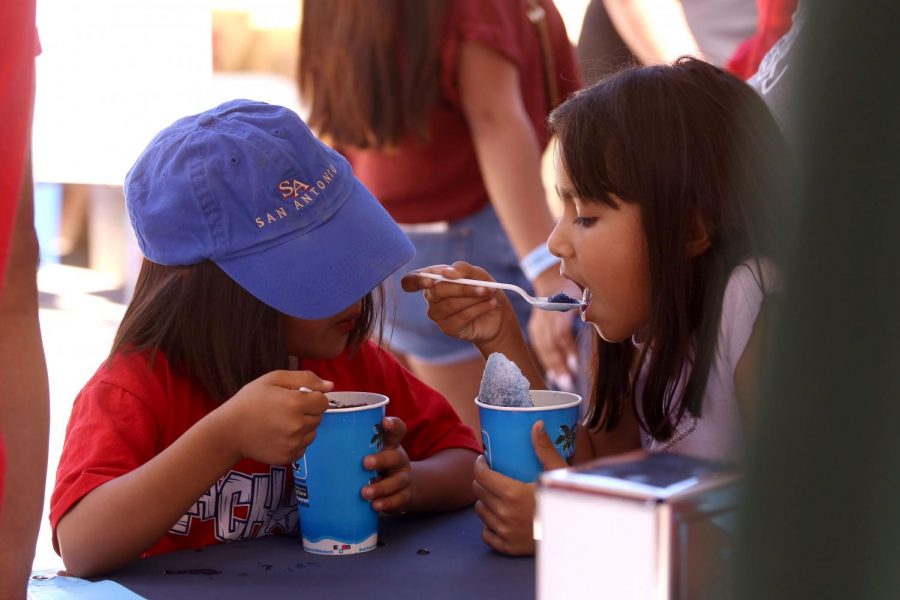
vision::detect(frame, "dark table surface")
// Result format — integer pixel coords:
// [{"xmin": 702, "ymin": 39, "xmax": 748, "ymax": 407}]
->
[{"xmin": 109, "ymin": 508, "xmax": 535, "ymax": 599}]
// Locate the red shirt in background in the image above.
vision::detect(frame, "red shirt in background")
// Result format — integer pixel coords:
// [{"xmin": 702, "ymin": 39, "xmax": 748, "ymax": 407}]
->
[
  {"xmin": 0, "ymin": 0, "xmax": 39, "ymax": 519},
  {"xmin": 0, "ymin": 437, "xmax": 5, "ymax": 516},
  {"xmin": 0, "ymin": 1, "xmax": 39, "ymax": 293},
  {"xmin": 727, "ymin": 0, "xmax": 798, "ymax": 79},
  {"xmin": 50, "ymin": 341, "xmax": 479, "ymax": 557},
  {"xmin": 343, "ymin": 0, "xmax": 582, "ymax": 225}
]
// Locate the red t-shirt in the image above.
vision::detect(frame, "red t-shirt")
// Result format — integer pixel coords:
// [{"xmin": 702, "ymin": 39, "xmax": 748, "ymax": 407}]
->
[
  {"xmin": 0, "ymin": 0, "xmax": 38, "ymax": 520},
  {"xmin": 0, "ymin": 1, "xmax": 39, "ymax": 293},
  {"xmin": 343, "ymin": 0, "xmax": 582, "ymax": 224},
  {"xmin": 726, "ymin": 0, "xmax": 798, "ymax": 79},
  {"xmin": 50, "ymin": 341, "xmax": 479, "ymax": 557},
  {"xmin": 0, "ymin": 432, "xmax": 5, "ymax": 517}
]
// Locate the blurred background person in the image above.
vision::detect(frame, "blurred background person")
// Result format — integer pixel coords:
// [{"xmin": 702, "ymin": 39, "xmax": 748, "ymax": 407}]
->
[
  {"xmin": 727, "ymin": 0, "xmax": 798, "ymax": 79},
  {"xmin": 578, "ymin": 0, "xmax": 795, "ymax": 82},
  {"xmin": 298, "ymin": 0, "xmax": 583, "ymax": 433},
  {"xmin": 599, "ymin": 0, "xmax": 756, "ymax": 66},
  {"xmin": 576, "ymin": 0, "xmax": 636, "ymax": 85},
  {"xmin": 747, "ymin": 0, "xmax": 808, "ymax": 141},
  {"xmin": 0, "ymin": 0, "xmax": 51, "ymax": 596}
]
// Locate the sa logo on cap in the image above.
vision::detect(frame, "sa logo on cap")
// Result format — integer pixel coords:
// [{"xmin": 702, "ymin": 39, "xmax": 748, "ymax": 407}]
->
[{"xmin": 279, "ymin": 179, "xmax": 312, "ymax": 200}]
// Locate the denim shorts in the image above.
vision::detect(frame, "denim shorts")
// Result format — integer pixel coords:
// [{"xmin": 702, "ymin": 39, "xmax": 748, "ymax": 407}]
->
[{"xmin": 381, "ymin": 204, "xmax": 533, "ymax": 364}]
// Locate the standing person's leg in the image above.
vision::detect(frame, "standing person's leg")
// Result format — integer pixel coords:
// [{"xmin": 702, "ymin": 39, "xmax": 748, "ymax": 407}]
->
[{"xmin": 0, "ymin": 159, "xmax": 50, "ymax": 598}]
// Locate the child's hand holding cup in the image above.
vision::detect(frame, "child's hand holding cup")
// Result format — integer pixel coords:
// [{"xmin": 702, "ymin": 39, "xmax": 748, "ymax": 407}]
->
[{"xmin": 292, "ymin": 391, "xmax": 390, "ymax": 555}]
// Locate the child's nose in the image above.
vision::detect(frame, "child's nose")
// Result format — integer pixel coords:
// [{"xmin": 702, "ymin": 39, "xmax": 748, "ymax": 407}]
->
[{"xmin": 547, "ymin": 219, "xmax": 570, "ymax": 260}]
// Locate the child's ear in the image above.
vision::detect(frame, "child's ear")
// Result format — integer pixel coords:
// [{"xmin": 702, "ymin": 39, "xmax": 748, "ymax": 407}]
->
[{"xmin": 686, "ymin": 214, "xmax": 711, "ymax": 257}]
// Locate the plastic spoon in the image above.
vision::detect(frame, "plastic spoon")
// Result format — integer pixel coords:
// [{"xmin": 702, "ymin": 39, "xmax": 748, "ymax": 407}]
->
[{"xmin": 413, "ymin": 271, "xmax": 583, "ymax": 312}]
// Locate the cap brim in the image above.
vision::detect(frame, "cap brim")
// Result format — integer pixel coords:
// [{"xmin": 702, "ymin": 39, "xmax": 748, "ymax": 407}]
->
[{"xmin": 217, "ymin": 179, "xmax": 414, "ymax": 319}]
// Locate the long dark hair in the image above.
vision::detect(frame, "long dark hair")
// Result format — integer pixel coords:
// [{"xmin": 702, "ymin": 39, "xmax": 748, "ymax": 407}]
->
[
  {"xmin": 298, "ymin": 0, "xmax": 449, "ymax": 149},
  {"xmin": 110, "ymin": 259, "xmax": 382, "ymax": 403},
  {"xmin": 549, "ymin": 57, "xmax": 786, "ymax": 441}
]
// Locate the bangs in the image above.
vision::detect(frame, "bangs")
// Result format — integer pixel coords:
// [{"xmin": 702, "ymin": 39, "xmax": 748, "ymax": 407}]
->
[{"xmin": 549, "ymin": 84, "xmax": 634, "ymax": 209}]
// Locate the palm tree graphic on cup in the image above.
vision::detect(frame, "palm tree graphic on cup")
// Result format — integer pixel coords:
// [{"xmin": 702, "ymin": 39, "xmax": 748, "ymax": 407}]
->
[
  {"xmin": 554, "ymin": 423, "xmax": 577, "ymax": 463},
  {"xmin": 367, "ymin": 423, "xmax": 384, "ymax": 487},
  {"xmin": 370, "ymin": 423, "xmax": 384, "ymax": 451}
]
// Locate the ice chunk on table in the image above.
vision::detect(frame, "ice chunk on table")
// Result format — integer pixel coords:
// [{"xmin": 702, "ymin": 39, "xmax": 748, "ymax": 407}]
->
[{"xmin": 479, "ymin": 353, "xmax": 533, "ymax": 408}]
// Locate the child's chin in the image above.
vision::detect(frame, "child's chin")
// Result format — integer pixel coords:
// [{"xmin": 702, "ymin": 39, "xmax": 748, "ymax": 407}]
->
[
  {"xmin": 302, "ymin": 340, "xmax": 349, "ymax": 360},
  {"xmin": 593, "ymin": 323, "xmax": 630, "ymax": 344}
]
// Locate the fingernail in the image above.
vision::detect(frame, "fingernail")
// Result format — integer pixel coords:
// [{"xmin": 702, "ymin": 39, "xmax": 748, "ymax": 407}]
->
[
  {"xmin": 557, "ymin": 373, "xmax": 574, "ymax": 392},
  {"xmin": 567, "ymin": 353, "xmax": 578, "ymax": 372},
  {"xmin": 298, "ymin": 386, "xmax": 312, "ymax": 393}
]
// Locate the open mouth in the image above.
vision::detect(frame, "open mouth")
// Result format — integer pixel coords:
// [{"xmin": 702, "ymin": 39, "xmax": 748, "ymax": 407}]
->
[{"xmin": 560, "ymin": 272, "xmax": 591, "ymax": 322}]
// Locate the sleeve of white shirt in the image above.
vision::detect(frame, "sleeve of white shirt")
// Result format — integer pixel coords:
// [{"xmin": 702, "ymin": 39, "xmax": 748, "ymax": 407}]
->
[{"xmin": 717, "ymin": 259, "xmax": 780, "ymax": 375}]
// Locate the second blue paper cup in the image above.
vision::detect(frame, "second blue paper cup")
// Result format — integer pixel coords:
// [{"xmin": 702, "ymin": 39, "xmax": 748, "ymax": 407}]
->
[
  {"xmin": 292, "ymin": 391, "xmax": 388, "ymax": 555},
  {"xmin": 476, "ymin": 390, "xmax": 582, "ymax": 483}
]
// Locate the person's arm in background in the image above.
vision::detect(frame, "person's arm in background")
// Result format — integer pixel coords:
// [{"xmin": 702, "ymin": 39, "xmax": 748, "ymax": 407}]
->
[
  {"xmin": 0, "ymin": 157, "xmax": 50, "ymax": 600},
  {"xmin": 458, "ymin": 41, "xmax": 580, "ymax": 389},
  {"xmin": 602, "ymin": 0, "xmax": 704, "ymax": 64},
  {"xmin": 577, "ymin": 0, "xmax": 638, "ymax": 85}
]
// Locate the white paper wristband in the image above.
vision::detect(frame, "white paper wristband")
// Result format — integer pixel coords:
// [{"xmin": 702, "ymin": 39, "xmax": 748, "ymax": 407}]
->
[{"xmin": 519, "ymin": 243, "xmax": 561, "ymax": 282}]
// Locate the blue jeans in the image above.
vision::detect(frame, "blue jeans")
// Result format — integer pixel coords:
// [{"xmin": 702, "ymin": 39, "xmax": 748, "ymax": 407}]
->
[{"xmin": 382, "ymin": 204, "xmax": 533, "ymax": 364}]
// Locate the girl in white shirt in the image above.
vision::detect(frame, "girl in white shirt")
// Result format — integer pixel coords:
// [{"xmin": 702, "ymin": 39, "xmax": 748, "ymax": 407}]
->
[{"xmin": 403, "ymin": 56, "xmax": 787, "ymax": 555}]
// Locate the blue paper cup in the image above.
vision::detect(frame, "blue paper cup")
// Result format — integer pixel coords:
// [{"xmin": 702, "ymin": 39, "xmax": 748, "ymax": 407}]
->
[
  {"xmin": 476, "ymin": 390, "xmax": 582, "ymax": 483},
  {"xmin": 292, "ymin": 391, "xmax": 388, "ymax": 555}
]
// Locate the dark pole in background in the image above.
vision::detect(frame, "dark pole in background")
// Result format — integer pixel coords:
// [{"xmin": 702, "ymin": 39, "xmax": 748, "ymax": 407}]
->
[{"xmin": 736, "ymin": 1, "xmax": 900, "ymax": 598}]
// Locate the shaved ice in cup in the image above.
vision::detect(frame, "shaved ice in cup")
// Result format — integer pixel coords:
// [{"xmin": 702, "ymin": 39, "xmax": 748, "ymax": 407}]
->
[
  {"xmin": 477, "ymin": 354, "xmax": 581, "ymax": 482},
  {"xmin": 292, "ymin": 391, "xmax": 388, "ymax": 555},
  {"xmin": 478, "ymin": 353, "xmax": 533, "ymax": 408}
]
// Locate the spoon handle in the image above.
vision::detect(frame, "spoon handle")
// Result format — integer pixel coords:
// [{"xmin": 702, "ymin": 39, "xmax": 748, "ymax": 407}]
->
[{"xmin": 413, "ymin": 272, "xmax": 526, "ymax": 296}]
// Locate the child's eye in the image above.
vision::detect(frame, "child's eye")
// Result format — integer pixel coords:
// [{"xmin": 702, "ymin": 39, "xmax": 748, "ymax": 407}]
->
[{"xmin": 573, "ymin": 216, "xmax": 597, "ymax": 227}]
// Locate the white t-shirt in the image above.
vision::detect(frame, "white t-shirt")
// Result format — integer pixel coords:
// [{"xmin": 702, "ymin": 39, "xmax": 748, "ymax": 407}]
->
[{"xmin": 635, "ymin": 259, "xmax": 778, "ymax": 462}]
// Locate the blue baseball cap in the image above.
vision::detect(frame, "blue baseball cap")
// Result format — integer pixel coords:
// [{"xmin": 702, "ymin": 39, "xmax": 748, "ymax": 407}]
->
[{"xmin": 124, "ymin": 99, "xmax": 414, "ymax": 319}]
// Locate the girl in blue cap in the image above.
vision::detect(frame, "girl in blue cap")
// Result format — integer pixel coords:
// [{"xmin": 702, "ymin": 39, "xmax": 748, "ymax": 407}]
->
[
  {"xmin": 50, "ymin": 100, "xmax": 480, "ymax": 577},
  {"xmin": 404, "ymin": 58, "xmax": 786, "ymax": 555}
]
